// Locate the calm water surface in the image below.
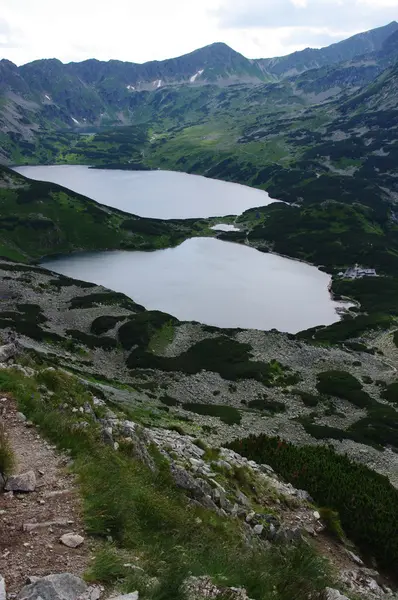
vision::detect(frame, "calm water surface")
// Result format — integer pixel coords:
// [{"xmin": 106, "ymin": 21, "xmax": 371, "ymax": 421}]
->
[
  {"xmin": 42, "ymin": 238, "xmax": 346, "ymax": 333},
  {"xmin": 14, "ymin": 165, "xmax": 277, "ymax": 219}
]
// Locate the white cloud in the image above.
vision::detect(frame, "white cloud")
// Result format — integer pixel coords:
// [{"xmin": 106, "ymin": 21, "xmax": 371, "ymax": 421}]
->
[
  {"xmin": 0, "ymin": 0, "xmax": 396, "ymax": 64},
  {"xmin": 214, "ymin": 0, "xmax": 397, "ymax": 31}
]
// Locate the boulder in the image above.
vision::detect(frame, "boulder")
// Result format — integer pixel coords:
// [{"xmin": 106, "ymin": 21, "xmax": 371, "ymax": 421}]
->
[
  {"xmin": 17, "ymin": 573, "xmax": 87, "ymax": 600},
  {"xmin": 182, "ymin": 576, "xmax": 253, "ymax": 600},
  {"xmin": 345, "ymin": 550, "xmax": 364, "ymax": 566},
  {"xmin": 325, "ymin": 589, "xmax": 350, "ymax": 600},
  {"xmin": 59, "ymin": 533, "xmax": 84, "ymax": 548},
  {"xmin": 0, "ymin": 575, "xmax": 6, "ymax": 600},
  {"xmin": 170, "ymin": 465, "xmax": 217, "ymax": 510},
  {"xmin": 5, "ymin": 470, "xmax": 36, "ymax": 492},
  {"xmin": 0, "ymin": 343, "xmax": 17, "ymax": 363}
]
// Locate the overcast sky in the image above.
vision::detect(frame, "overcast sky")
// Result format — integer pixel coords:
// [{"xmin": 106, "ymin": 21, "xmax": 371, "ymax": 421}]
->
[{"xmin": 1, "ymin": 0, "xmax": 397, "ymax": 65}]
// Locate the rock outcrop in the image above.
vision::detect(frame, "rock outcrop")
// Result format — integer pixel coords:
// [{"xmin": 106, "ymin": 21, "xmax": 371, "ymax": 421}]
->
[
  {"xmin": 17, "ymin": 574, "xmax": 87, "ymax": 600},
  {"xmin": 5, "ymin": 470, "xmax": 36, "ymax": 492}
]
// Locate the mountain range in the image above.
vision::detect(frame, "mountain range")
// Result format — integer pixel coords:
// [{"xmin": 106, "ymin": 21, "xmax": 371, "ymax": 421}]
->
[{"xmin": 0, "ymin": 20, "xmax": 398, "ymax": 158}]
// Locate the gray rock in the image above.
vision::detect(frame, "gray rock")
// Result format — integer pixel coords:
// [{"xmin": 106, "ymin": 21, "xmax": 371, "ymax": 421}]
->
[
  {"xmin": 17, "ymin": 573, "xmax": 87, "ymax": 600},
  {"xmin": 171, "ymin": 464, "xmax": 219, "ymax": 512},
  {"xmin": 275, "ymin": 527, "xmax": 304, "ymax": 544},
  {"xmin": 182, "ymin": 576, "xmax": 253, "ymax": 600},
  {"xmin": 295, "ymin": 489, "xmax": 313, "ymax": 502},
  {"xmin": 17, "ymin": 412, "xmax": 27, "ymax": 422},
  {"xmin": 93, "ymin": 397, "xmax": 105, "ymax": 407},
  {"xmin": 345, "ymin": 550, "xmax": 364, "ymax": 566},
  {"xmin": 253, "ymin": 524, "xmax": 264, "ymax": 535},
  {"xmin": 101, "ymin": 427, "xmax": 114, "ymax": 446},
  {"xmin": 0, "ymin": 343, "xmax": 17, "ymax": 363},
  {"xmin": 78, "ymin": 586, "xmax": 102, "ymax": 600},
  {"xmin": 325, "ymin": 588, "xmax": 350, "ymax": 600},
  {"xmin": 59, "ymin": 533, "xmax": 84, "ymax": 548},
  {"xmin": 0, "ymin": 575, "xmax": 6, "ymax": 600},
  {"xmin": 236, "ymin": 491, "xmax": 250, "ymax": 507},
  {"xmin": 5, "ymin": 471, "xmax": 36, "ymax": 492}
]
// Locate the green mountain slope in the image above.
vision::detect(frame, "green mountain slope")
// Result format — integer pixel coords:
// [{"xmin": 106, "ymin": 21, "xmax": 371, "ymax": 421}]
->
[{"xmin": 0, "ymin": 166, "xmax": 212, "ymax": 261}]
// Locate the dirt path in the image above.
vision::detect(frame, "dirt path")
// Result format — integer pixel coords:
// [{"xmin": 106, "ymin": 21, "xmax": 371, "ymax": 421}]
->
[{"xmin": 0, "ymin": 394, "xmax": 91, "ymax": 593}]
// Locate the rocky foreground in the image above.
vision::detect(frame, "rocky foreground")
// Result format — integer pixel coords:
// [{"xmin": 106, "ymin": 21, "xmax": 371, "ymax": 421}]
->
[{"xmin": 1, "ymin": 349, "xmax": 397, "ymax": 599}]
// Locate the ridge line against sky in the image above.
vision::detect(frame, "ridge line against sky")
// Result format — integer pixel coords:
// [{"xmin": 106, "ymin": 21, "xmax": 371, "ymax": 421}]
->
[{"xmin": 1, "ymin": 0, "xmax": 398, "ymax": 66}]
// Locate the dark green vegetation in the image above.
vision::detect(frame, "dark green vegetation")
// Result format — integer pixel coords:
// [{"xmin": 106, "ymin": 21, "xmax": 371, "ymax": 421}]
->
[
  {"xmin": 126, "ymin": 336, "xmax": 299, "ymax": 386},
  {"xmin": 229, "ymin": 434, "xmax": 398, "ymax": 573},
  {"xmin": 247, "ymin": 399, "xmax": 286, "ymax": 414},
  {"xmin": 316, "ymin": 371, "xmax": 372, "ymax": 408},
  {"xmin": 382, "ymin": 382, "xmax": 398, "ymax": 404},
  {"xmin": 303, "ymin": 398, "xmax": 398, "ymax": 451},
  {"xmin": 0, "ymin": 365, "xmax": 333, "ymax": 600},
  {"xmin": 0, "ymin": 167, "xmax": 214, "ymax": 262},
  {"xmin": 0, "ymin": 303, "xmax": 63, "ymax": 344},
  {"xmin": 182, "ymin": 403, "xmax": 242, "ymax": 425},
  {"xmin": 90, "ymin": 315, "xmax": 127, "ymax": 335}
]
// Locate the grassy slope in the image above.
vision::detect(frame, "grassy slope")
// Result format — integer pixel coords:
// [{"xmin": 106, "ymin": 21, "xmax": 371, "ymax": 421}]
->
[{"xmin": 0, "ymin": 363, "xmax": 333, "ymax": 600}]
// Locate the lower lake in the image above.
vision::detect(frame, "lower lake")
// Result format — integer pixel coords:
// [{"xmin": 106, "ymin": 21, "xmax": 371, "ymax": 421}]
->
[{"xmin": 41, "ymin": 237, "xmax": 348, "ymax": 333}]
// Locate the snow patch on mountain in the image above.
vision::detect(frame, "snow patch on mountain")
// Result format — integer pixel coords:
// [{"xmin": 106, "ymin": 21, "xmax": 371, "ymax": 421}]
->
[{"xmin": 190, "ymin": 69, "xmax": 204, "ymax": 83}]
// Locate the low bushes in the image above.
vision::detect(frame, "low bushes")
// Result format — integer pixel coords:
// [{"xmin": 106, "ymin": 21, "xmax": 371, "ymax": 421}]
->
[
  {"xmin": 70, "ymin": 292, "xmax": 144, "ymax": 311},
  {"xmin": 228, "ymin": 434, "xmax": 398, "ymax": 573},
  {"xmin": 127, "ymin": 336, "xmax": 299, "ymax": 386},
  {"xmin": 316, "ymin": 370, "xmax": 373, "ymax": 408},
  {"xmin": 381, "ymin": 382, "xmax": 398, "ymax": 405},
  {"xmin": 66, "ymin": 330, "xmax": 118, "ymax": 350},
  {"xmin": 90, "ymin": 315, "xmax": 126, "ymax": 335},
  {"xmin": 182, "ymin": 403, "xmax": 242, "ymax": 425},
  {"xmin": 247, "ymin": 399, "xmax": 286, "ymax": 413},
  {"xmin": 292, "ymin": 390, "xmax": 322, "ymax": 407},
  {"xmin": 118, "ymin": 312, "xmax": 176, "ymax": 350}
]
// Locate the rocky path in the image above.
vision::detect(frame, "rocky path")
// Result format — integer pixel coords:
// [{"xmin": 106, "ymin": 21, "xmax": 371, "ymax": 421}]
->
[{"xmin": 0, "ymin": 395, "xmax": 90, "ymax": 593}]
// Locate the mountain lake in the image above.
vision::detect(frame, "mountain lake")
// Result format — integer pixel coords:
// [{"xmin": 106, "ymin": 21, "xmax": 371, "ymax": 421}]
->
[{"xmin": 15, "ymin": 166, "xmax": 348, "ymax": 332}]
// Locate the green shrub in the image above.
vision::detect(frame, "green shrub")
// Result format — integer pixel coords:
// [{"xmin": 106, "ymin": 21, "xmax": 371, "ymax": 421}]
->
[
  {"xmin": 90, "ymin": 315, "xmax": 126, "ymax": 335},
  {"xmin": 381, "ymin": 382, "xmax": 398, "ymax": 405},
  {"xmin": 118, "ymin": 312, "xmax": 176, "ymax": 350},
  {"xmin": 182, "ymin": 403, "xmax": 241, "ymax": 425},
  {"xmin": 127, "ymin": 336, "xmax": 298, "ymax": 386},
  {"xmin": 70, "ymin": 292, "xmax": 143, "ymax": 311},
  {"xmin": 66, "ymin": 330, "xmax": 117, "ymax": 350},
  {"xmin": 394, "ymin": 331, "xmax": 398, "ymax": 348},
  {"xmin": 319, "ymin": 508, "xmax": 345, "ymax": 542},
  {"xmin": 293, "ymin": 390, "xmax": 322, "ymax": 407},
  {"xmin": 247, "ymin": 399, "xmax": 286, "ymax": 413},
  {"xmin": 160, "ymin": 395, "xmax": 180, "ymax": 407},
  {"xmin": 316, "ymin": 371, "xmax": 373, "ymax": 408},
  {"xmin": 228, "ymin": 434, "xmax": 398, "ymax": 573}
]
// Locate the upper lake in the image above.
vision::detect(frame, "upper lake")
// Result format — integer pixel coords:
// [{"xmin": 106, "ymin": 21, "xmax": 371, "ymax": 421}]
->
[
  {"xmin": 13, "ymin": 165, "xmax": 277, "ymax": 219},
  {"xmin": 42, "ymin": 238, "xmax": 348, "ymax": 333}
]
